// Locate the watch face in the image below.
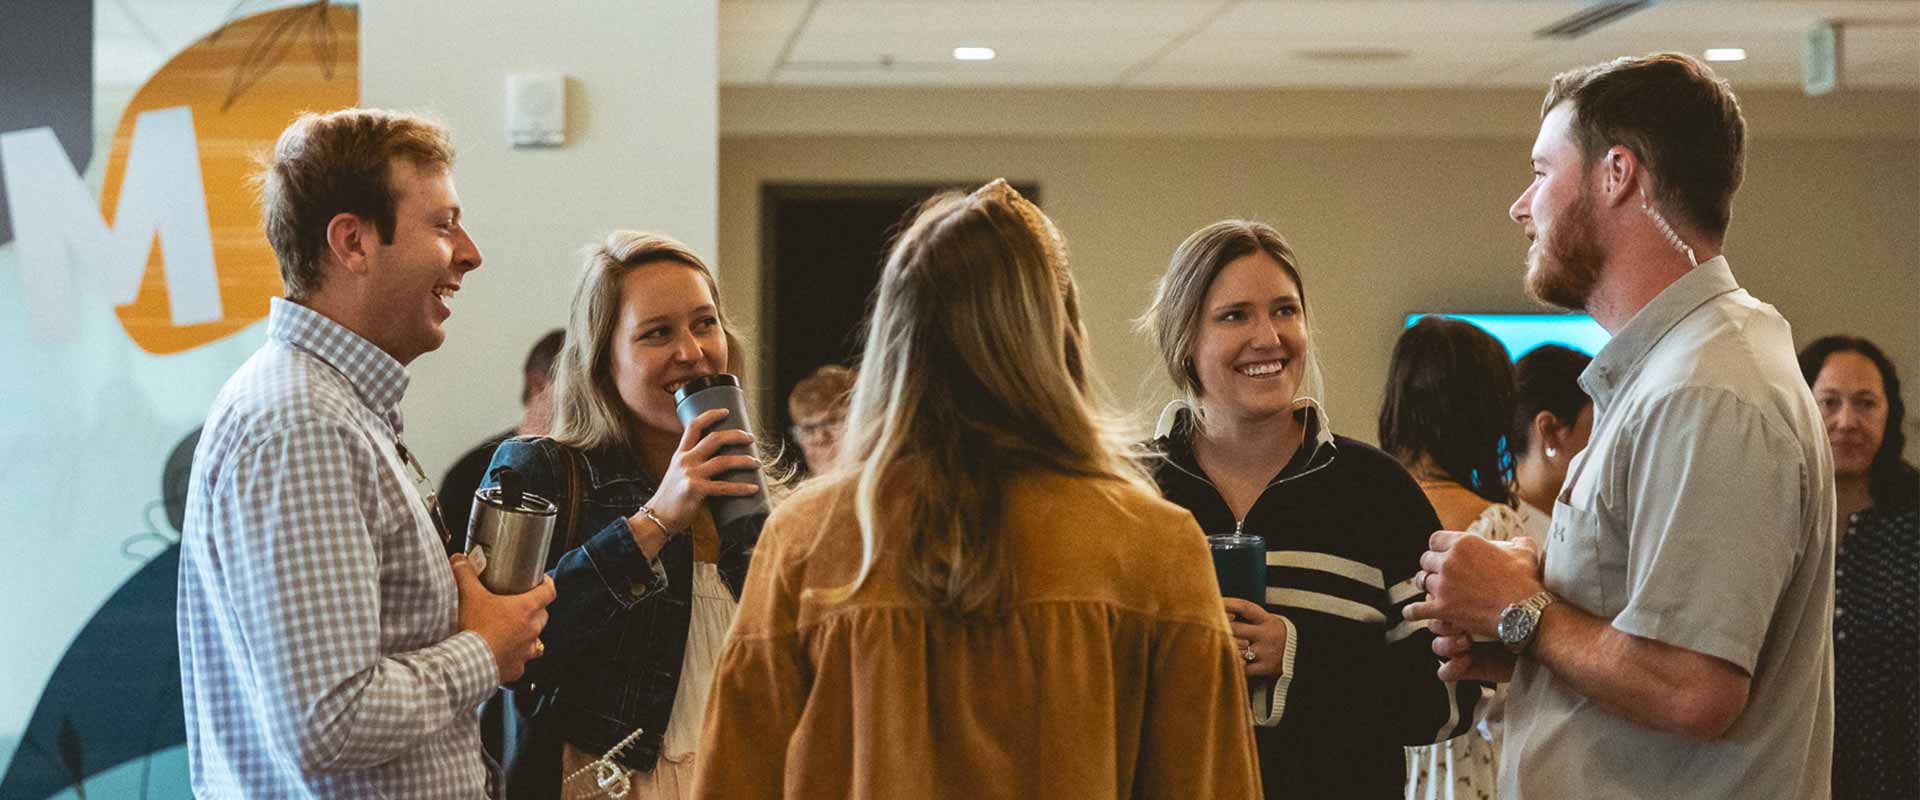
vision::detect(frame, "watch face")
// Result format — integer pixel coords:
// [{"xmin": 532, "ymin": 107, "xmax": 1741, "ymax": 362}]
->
[{"xmin": 1499, "ymin": 604, "xmax": 1537, "ymax": 645}]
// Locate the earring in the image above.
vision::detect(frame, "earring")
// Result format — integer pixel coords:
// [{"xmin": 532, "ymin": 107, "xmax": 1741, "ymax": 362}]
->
[{"xmin": 1546, "ymin": 446, "xmax": 1559, "ymax": 460}]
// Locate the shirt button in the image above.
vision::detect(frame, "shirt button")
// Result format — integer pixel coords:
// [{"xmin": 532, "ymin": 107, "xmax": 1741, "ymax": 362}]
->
[{"xmin": 1836, "ymin": 631, "xmax": 1847, "ymax": 641}]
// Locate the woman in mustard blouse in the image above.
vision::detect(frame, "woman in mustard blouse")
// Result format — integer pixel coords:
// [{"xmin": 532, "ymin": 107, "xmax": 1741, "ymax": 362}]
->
[{"xmin": 692, "ymin": 181, "xmax": 1261, "ymax": 799}]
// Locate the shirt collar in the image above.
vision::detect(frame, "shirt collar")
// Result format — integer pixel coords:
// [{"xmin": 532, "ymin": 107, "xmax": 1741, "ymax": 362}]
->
[
  {"xmin": 1580, "ymin": 255, "xmax": 1739, "ymax": 406},
  {"xmin": 1159, "ymin": 396, "xmax": 1338, "ymax": 482},
  {"xmin": 267, "ymin": 298, "xmax": 410, "ymax": 424}
]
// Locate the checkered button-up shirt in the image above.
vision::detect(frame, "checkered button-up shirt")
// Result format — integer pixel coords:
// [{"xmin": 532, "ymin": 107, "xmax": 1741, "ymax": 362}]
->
[{"xmin": 179, "ymin": 298, "xmax": 498, "ymax": 798}]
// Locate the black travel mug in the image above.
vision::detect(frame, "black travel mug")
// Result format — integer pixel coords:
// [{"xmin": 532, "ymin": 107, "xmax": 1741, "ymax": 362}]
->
[{"xmin": 673, "ymin": 374, "xmax": 772, "ymax": 533}]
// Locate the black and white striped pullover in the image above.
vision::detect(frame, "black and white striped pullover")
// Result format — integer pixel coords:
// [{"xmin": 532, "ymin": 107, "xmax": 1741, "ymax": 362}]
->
[{"xmin": 1149, "ymin": 404, "xmax": 1477, "ymax": 799}]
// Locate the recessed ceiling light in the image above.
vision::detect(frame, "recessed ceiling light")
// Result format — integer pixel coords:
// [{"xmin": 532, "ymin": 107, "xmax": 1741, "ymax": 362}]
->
[
  {"xmin": 953, "ymin": 46, "xmax": 996, "ymax": 62},
  {"xmin": 1704, "ymin": 48, "xmax": 1747, "ymax": 62}
]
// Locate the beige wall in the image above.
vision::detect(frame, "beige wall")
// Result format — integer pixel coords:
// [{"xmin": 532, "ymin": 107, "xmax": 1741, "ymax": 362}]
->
[
  {"xmin": 366, "ymin": 0, "xmax": 718, "ymax": 474},
  {"xmin": 719, "ymin": 87, "xmax": 1920, "ymax": 457}
]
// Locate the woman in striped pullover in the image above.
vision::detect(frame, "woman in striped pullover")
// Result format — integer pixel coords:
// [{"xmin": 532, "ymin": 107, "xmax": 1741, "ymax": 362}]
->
[{"xmin": 1139, "ymin": 220, "xmax": 1478, "ymax": 799}]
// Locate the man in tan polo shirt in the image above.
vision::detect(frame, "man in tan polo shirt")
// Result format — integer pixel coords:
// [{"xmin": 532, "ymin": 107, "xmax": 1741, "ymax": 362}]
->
[{"xmin": 1406, "ymin": 53, "xmax": 1835, "ymax": 799}]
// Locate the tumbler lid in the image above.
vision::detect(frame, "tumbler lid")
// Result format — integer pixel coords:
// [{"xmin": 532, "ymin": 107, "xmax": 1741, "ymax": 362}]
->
[
  {"xmin": 479, "ymin": 467, "xmax": 557, "ymax": 516},
  {"xmin": 475, "ymin": 486, "xmax": 557, "ymax": 516},
  {"xmin": 673, "ymin": 373, "xmax": 739, "ymax": 405}
]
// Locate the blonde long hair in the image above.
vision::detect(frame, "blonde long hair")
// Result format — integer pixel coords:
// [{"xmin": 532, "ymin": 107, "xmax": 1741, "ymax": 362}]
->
[
  {"xmin": 548, "ymin": 231, "xmax": 745, "ymax": 453},
  {"xmin": 832, "ymin": 180, "xmax": 1148, "ymax": 620}
]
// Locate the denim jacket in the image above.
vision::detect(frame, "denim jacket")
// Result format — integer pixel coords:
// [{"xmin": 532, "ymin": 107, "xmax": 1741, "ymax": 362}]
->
[{"xmin": 482, "ymin": 436, "xmax": 753, "ymax": 771}]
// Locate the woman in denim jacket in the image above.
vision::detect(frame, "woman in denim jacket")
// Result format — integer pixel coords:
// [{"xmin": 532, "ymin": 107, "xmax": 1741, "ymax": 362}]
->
[{"xmin": 483, "ymin": 231, "xmax": 763, "ymax": 799}]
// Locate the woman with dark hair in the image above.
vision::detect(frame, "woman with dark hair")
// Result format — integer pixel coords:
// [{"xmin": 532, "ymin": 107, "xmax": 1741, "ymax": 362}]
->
[
  {"xmin": 1138, "ymin": 221, "xmax": 1474, "ymax": 799},
  {"xmin": 1377, "ymin": 316, "xmax": 1518, "ymax": 800},
  {"xmin": 1798, "ymin": 335, "xmax": 1918, "ymax": 800},
  {"xmin": 1379, "ymin": 316, "xmax": 1516, "ymax": 531},
  {"xmin": 1509, "ymin": 344, "xmax": 1595, "ymax": 540}
]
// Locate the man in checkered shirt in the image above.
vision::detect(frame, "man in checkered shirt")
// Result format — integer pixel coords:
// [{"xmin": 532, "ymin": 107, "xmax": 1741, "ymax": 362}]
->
[{"xmin": 178, "ymin": 109, "xmax": 555, "ymax": 798}]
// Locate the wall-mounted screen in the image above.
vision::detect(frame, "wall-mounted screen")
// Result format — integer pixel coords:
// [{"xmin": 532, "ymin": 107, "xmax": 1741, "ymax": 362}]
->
[{"xmin": 1403, "ymin": 313, "xmax": 1611, "ymax": 360}]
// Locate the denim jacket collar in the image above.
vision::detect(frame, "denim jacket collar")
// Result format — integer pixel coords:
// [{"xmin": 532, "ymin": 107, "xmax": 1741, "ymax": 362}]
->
[{"xmin": 579, "ymin": 440, "xmax": 660, "ymax": 494}]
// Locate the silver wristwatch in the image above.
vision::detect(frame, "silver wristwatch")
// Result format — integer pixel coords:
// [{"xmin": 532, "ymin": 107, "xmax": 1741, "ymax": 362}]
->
[{"xmin": 1497, "ymin": 591, "xmax": 1556, "ymax": 654}]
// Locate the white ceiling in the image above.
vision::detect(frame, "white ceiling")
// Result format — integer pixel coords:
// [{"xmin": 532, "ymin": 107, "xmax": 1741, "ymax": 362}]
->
[
  {"xmin": 89, "ymin": 1, "xmax": 1920, "ymax": 92},
  {"xmin": 722, "ymin": 0, "xmax": 1920, "ymax": 89}
]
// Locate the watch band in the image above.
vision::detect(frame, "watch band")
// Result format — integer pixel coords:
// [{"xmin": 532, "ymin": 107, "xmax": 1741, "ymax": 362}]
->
[
  {"xmin": 1518, "ymin": 590, "xmax": 1556, "ymax": 615},
  {"xmin": 1508, "ymin": 590, "xmax": 1556, "ymax": 654}
]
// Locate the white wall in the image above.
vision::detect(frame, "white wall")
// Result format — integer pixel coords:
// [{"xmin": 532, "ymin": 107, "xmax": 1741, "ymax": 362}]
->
[{"xmin": 362, "ymin": 0, "xmax": 718, "ymax": 476}]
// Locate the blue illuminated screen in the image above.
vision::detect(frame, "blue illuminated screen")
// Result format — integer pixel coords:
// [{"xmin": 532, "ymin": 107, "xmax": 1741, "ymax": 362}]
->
[{"xmin": 1403, "ymin": 313, "xmax": 1611, "ymax": 360}]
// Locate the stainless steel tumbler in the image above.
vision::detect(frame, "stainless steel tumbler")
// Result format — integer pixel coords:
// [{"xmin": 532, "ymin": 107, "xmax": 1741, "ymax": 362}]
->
[{"xmin": 467, "ymin": 466, "xmax": 558, "ymax": 594}]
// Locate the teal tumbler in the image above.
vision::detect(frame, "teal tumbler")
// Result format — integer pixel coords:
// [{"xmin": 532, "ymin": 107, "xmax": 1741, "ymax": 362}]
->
[{"xmin": 1207, "ymin": 533, "xmax": 1267, "ymax": 605}]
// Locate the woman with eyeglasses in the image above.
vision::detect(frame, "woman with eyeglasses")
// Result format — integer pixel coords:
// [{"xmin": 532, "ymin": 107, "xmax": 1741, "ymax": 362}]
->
[{"xmin": 785, "ymin": 364, "xmax": 855, "ymax": 478}]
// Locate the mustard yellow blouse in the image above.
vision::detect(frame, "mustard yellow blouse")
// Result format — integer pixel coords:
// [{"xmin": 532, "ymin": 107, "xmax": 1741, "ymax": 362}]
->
[{"xmin": 692, "ymin": 471, "xmax": 1262, "ymax": 799}]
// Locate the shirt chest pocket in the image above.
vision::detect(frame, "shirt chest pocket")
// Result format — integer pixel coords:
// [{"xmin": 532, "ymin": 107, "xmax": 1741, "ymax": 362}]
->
[{"xmin": 1544, "ymin": 501, "xmax": 1628, "ymax": 617}]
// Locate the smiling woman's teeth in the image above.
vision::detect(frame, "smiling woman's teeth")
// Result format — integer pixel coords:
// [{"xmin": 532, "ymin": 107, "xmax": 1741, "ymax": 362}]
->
[{"xmin": 1238, "ymin": 361, "xmax": 1285, "ymax": 377}]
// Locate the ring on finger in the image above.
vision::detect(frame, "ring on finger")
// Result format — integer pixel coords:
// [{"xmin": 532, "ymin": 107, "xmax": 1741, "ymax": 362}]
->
[
  {"xmin": 1415, "ymin": 570, "xmax": 1428, "ymax": 592},
  {"xmin": 1243, "ymin": 646, "xmax": 1257, "ymax": 663}
]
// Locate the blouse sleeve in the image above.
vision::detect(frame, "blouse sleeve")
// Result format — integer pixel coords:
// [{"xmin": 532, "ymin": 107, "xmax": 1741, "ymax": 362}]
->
[
  {"xmin": 1134, "ymin": 513, "xmax": 1264, "ymax": 798},
  {"xmin": 1467, "ymin": 503, "xmax": 1528, "ymax": 544},
  {"xmin": 690, "ymin": 502, "xmax": 809, "ymax": 798}
]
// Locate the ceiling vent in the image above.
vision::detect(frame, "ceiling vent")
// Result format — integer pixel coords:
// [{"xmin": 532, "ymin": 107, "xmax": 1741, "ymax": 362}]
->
[
  {"xmin": 1295, "ymin": 47, "xmax": 1411, "ymax": 63},
  {"xmin": 1535, "ymin": 1, "xmax": 1652, "ymax": 39}
]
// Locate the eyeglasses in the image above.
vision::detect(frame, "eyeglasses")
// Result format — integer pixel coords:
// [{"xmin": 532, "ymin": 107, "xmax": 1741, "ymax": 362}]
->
[
  {"xmin": 789, "ymin": 415, "xmax": 845, "ymax": 443},
  {"xmin": 395, "ymin": 441, "xmax": 453, "ymax": 548}
]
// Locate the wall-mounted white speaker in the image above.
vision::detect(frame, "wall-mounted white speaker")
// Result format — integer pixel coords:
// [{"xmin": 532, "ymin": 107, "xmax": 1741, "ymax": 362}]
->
[{"xmin": 507, "ymin": 73, "xmax": 566, "ymax": 147}]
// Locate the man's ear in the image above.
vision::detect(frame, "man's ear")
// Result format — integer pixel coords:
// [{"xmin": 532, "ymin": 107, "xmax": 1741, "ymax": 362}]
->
[
  {"xmin": 526, "ymin": 375, "xmax": 553, "ymax": 403},
  {"xmin": 1599, "ymin": 146, "xmax": 1639, "ymax": 208},
  {"xmin": 325, "ymin": 212, "xmax": 374, "ymax": 276}
]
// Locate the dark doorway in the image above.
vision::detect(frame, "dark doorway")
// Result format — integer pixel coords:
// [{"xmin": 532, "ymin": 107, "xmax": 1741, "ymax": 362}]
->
[{"xmin": 760, "ymin": 182, "xmax": 1040, "ymax": 464}]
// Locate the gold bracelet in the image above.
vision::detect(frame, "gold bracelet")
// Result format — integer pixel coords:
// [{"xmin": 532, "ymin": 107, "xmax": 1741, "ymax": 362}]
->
[{"xmin": 634, "ymin": 505, "xmax": 672, "ymax": 536}]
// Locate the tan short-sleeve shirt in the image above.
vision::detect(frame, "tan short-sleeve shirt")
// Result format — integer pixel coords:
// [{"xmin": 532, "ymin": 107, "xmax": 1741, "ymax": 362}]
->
[{"xmin": 1503, "ymin": 257, "xmax": 1836, "ymax": 799}]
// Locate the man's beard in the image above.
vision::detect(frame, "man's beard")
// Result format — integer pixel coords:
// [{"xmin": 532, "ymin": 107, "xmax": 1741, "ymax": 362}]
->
[{"xmin": 1525, "ymin": 188, "xmax": 1605, "ymax": 311}]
